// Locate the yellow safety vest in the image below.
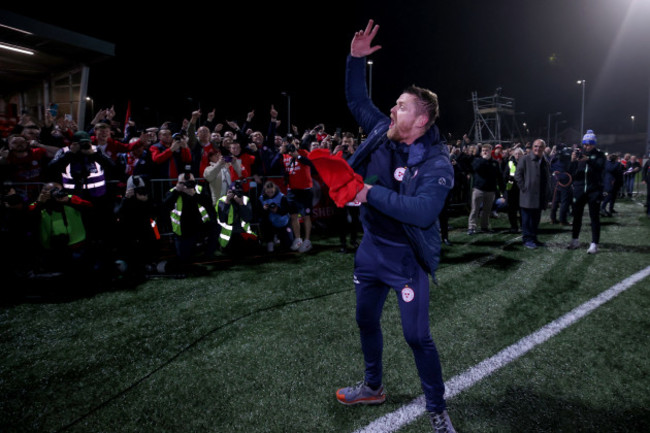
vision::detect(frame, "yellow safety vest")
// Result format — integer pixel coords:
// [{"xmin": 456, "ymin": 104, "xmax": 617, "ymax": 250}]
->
[
  {"xmin": 169, "ymin": 186, "xmax": 210, "ymax": 236},
  {"xmin": 507, "ymin": 160, "xmax": 517, "ymax": 190},
  {"xmin": 39, "ymin": 205, "xmax": 86, "ymax": 248},
  {"xmin": 217, "ymin": 195, "xmax": 256, "ymax": 248}
]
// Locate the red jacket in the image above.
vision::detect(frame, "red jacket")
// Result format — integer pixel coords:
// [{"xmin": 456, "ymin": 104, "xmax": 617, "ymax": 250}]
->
[
  {"xmin": 229, "ymin": 153, "xmax": 256, "ymax": 191},
  {"xmin": 283, "ymin": 149, "xmax": 313, "ymax": 190},
  {"xmin": 149, "ymin": 142, "xmax": 192, "ymax": 179}
]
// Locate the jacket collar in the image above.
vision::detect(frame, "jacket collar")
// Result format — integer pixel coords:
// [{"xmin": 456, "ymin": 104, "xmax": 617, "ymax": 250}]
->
[{"xmin": 407, "ymin": 125, "xmax": 446, "ymax": 167}]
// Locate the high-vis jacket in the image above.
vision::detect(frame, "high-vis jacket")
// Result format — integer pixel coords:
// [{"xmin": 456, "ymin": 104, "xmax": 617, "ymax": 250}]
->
[
  {"xmin": 169, "ymin": 185, "xmax": 210, "ymax": 236},
  {"xmin": 39, "ymin": 205, "xmax": 86, "ymax": 248},
  {"xmin": 216, "ymin": 195, "xmax": 256, "ymax": 247}
]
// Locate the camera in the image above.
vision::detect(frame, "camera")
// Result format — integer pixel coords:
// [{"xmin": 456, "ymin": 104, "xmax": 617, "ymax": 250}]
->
[
  {"xmin": 268, "ymin": 202, "xmax": 278, "ymax": 209},
  {"xmin": 287, "ymin": 143, "xmax": 296, "ymax": 153},
  {"xmin": 231, "ymin": 180, "xmax": 244, "ymax": 198},
  {"xmin": 224, "ymin": 155, "xmax": 233, "ymax": 163},
  {"xmin": 181, "ymin": 165, "xmax": 196, "ymax": 188},
  {"xmin": 49, "ymin": 187, "xmax": 68, "ymax": 199},
  {"xmin": 172, "ymin": 132, "xmax": 186, "ymax": 141},
  {"xmin": 183, "ymin": 165, "xmax": 192, "ymax": 181}
]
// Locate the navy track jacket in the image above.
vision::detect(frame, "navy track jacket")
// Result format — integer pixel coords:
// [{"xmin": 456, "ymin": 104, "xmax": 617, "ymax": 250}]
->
[{"xmin": 344, "ymin": 55, "xmax": 454, "ymax": 280}]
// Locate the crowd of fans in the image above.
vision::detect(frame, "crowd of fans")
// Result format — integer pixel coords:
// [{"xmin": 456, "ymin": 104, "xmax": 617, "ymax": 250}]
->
[
  {"xmin": 1, "ymin": 104, "xmax": 648, "ymax": 289},
  {"xmin": 446, "ymin": 135, "xmax": 649, "ymax": 249},
  {"xmin": 0, "ymin": 105, "xmax": 365, "ymax": 286}
]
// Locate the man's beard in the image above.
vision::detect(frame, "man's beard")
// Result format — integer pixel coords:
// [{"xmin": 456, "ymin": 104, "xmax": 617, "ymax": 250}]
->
[{"xmin": 387, "ymin": 125, "xmax": 401, "ymax": 142}]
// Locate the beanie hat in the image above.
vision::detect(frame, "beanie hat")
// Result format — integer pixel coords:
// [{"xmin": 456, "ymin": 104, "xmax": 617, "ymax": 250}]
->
[
  {"xmin": 72, "ymin": 130, "xmax": 91, "ymax": 143},
  {"xmin": 308, "ymin": 148, "xmax": 364, "ymax": 207},
  {"xmin": 582, "ymin": 129, "xmax": 597, "ymax": 145}
]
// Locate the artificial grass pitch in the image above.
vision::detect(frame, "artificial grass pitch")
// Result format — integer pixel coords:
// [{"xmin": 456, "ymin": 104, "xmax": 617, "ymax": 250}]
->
[{"xmin": 2, "ymin": 197, "xmax": 649, "ymax": 432}]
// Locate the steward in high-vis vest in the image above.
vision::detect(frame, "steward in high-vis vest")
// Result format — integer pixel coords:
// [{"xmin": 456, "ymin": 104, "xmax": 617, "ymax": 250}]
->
[
  {"xmin": 48, "ymin": 130, "xmax": 118, "ymax": 269},
  {"xmin": 162, "ymin": 172, "xmax": 218, "ymax": 268},
  {"xmin": 28, "ymin": 182, "xmax": 93, "ymax": 276},
  {"xmin": 503, "ymin": 148, "xmax": 523, "ymax": 233},
  {"xmin": 48, "ymin": 131, "xmax": 114, "ymax": 200},
  {"xmin": 217, "ymin": 180, "xmax": 257, "ymax": 256}
]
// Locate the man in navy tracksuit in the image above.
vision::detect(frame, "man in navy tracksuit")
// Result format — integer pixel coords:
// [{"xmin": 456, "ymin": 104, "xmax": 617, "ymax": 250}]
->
[{"xmin": 334, "ymin": 20, "xmax": 456, "ymax": 433}]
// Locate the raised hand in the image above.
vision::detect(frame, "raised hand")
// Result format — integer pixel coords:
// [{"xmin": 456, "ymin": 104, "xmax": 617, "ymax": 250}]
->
[{"xmin": 350, "ymin": 19, "xmax": 382, "ymax": 58}]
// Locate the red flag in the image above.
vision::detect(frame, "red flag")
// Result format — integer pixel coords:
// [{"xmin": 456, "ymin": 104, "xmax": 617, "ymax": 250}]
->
[
  {"xmin": 308, "ymin": 149, "xmax": 364, "ymax": 207},
  {"xmin": 124, "ymin": 100, "xmax": 131, "ymax": 140}
]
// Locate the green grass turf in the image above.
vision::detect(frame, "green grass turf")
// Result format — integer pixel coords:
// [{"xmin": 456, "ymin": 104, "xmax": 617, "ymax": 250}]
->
[{"xmin": 1, "ymin": 196, "xmax": 649, "ymax": 432}]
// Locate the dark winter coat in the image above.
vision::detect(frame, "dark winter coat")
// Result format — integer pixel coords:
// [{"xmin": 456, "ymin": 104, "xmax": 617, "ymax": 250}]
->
[{"xmin": 345, "ymin": 55, "xmax": 454, "ymax": 279}]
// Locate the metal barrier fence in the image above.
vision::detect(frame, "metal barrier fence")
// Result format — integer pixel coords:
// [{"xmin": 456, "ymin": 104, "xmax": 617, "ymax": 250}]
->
[{"xmin": 2, "ymin": 175, "xmax": 341, "ymax": 239}]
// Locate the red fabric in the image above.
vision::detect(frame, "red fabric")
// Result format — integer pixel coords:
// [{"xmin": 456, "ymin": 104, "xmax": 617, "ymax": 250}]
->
[
  {"xmin": 199, "ymin": 143, "xmax": 220, "ymax": 176},
  {"xmin": 308, "ymin": 149, "xmax": 364, "ymax": 208},
  {"xmin": 124, "ymin": 100, "xmax": 131, "ymax": 134},
  {"xmin": 149, "ymin": 143, "xmax": 192, "ymax": 179}
]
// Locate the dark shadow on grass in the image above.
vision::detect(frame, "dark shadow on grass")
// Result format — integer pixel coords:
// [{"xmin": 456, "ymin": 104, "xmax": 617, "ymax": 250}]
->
[
  {"xmin": 440, "ymin": 252, "xmax": 494, "ymax": 265},
  {"xmin": 454, "ymin": 386, "xmax": 650, "ymax": 432},
  {"xmin": 481, "ymin": 254, "xmax": 522, "ymax": 270},
  {"xmin": 1, "ymin": 273, "xmax": 120, "ymax": 306},
  {"xmin": 538, "ymin": 227, "xmax": 574, "ymax": 236},
  {"xmin": 0, "ymin": 240, "xmax": 351, "ymax": 306},
  {"xmin": 386, "ymin": 393, "xmax": 422, "ymax": 406},
  {"xmin": 596, "ymin": 243, "xmax": 650, "ymax": 254},
  {"xmin": 441, "ymin": 252, "xmax": 522, "ymax": 271},
  {"xmin": 473, "ymin": 239, "xmax": 513, "ymax": 248}
]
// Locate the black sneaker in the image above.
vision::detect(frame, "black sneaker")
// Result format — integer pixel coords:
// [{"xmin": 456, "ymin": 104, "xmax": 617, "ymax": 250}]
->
[{"xmin": 429, "ymin": 410, "xmax": 456, "ymax": 433}]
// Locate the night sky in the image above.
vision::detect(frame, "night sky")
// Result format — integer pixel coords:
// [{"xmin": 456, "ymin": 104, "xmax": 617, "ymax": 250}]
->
[{"xmin": 6, "ymin": 0, "xmax": 650, "ymax": 142}]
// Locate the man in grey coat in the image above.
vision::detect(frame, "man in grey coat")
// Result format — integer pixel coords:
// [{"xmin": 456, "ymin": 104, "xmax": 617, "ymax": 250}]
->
[{"xmin": 515, "ymin": 139, "xmax": 552, "ymax": 248}]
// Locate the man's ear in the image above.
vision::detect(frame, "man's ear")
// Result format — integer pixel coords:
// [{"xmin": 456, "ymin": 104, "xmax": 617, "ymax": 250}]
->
[{"xmin": 417, "ymin": 114, "xmax": 429, "ymax": 128}]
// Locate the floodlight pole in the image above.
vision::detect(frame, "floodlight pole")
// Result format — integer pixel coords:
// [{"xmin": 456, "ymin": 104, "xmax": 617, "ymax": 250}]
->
[
  {"xmin": 577, "ymin": 80, "xmax": 586, "ymax": 134},
  {"xmin": 646, "ymin": 84, "xmax": 650, "ymax": 158}
]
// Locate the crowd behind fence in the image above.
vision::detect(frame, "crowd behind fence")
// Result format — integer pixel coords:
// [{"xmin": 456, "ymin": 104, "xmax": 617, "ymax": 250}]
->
[{"xmin": 1, "ymin": 111, "xmax": 648, "ymax": 289}]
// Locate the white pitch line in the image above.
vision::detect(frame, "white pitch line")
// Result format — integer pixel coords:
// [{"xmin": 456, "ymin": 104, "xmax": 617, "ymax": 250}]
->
[{"xmin": 354, "ymin": 265, "xmax": 650, "ymax": 433}]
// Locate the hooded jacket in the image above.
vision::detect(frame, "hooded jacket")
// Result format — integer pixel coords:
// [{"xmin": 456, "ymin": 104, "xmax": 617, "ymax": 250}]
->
[
  {"xmin": 569, "ymin": 146, "xmax": 606, "ymax": 195},
  {"xmin": 345, "ymin": 55, "xmax": 454, "ymax": 279}
]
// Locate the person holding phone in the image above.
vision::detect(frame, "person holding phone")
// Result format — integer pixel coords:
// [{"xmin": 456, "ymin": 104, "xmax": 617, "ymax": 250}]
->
[{"xmin": 203, "ymin": 146, "xmax": 235, "ymax": 206}]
